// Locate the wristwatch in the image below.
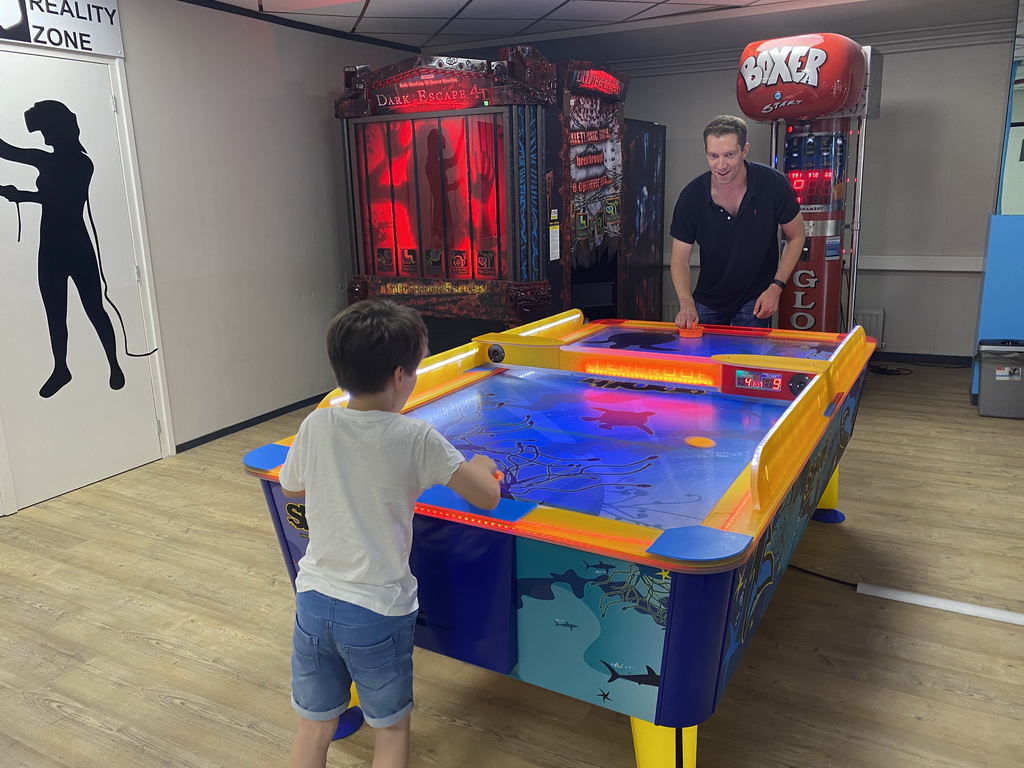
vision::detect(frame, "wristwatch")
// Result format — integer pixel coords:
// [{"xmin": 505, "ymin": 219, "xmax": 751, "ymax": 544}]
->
[{"xmin": 770, "ymin": 279, "xmax": 786, "ymax": 290}]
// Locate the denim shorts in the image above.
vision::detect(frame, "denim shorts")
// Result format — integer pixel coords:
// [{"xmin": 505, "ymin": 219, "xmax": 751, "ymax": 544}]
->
[
  {"xmin": 291, "ymin": 590, "xmax": 417, "ymax": 728},
  {"xmin": 694, "ymin": 297, "xmax": 771, "ymax": 328}
]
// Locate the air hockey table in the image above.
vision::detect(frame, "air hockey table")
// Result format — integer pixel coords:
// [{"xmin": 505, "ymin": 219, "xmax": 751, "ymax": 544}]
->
[{"xmin": 244, "ymin": 310, "xmax": 875, "ymax": 767}]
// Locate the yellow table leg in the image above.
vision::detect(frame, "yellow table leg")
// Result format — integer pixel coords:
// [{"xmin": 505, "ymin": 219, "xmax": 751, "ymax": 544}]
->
[
  {"xmin": 818, "ymin": 467, "xmax": 840, "ymax": 509},
  {"xmin": 630, "ymin": 717, "xmax": 697, "ymax": 768},
  {"xmin": 812, "ymin": 467, "xmax": 845, "ymax": 523}
]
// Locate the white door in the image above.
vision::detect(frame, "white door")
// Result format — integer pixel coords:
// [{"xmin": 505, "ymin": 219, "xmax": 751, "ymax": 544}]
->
[{"xmin": 0, "ymin": 47, "xmax": 163, "ymax": 510}]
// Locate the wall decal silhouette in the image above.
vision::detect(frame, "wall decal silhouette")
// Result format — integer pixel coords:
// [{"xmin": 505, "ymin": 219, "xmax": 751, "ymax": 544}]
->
[{"xmin": 1, "ymin": 100, "xmax": 154, "ymax": 398}]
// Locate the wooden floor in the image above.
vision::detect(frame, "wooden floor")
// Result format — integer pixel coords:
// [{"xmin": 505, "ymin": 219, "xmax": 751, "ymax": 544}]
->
[{"xmin": 1, "ymin": 364, "xmax": 1022, "ymax": 767}]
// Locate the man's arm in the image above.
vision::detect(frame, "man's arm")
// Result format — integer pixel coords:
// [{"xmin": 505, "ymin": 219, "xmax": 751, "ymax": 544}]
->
[
  {"xmin": 669, "ymin": 238, "xmax": 699, "ymax": 328},
  {"xmin": 775, "ymin": 212, "xmax": 806, "ymax": 285},
  {"xmin": 753, "ymin": 212, "xmax": 806, "ymax": 319}
]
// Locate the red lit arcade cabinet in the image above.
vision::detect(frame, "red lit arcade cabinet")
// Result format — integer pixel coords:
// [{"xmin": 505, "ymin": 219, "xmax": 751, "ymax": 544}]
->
[
  {"xmin": 736, "ymin": 34, "xmax": 882, "ymax": 333},
  {"xmin": 335, "ymin": 48, "xmax": 663, "ymax": 346}
]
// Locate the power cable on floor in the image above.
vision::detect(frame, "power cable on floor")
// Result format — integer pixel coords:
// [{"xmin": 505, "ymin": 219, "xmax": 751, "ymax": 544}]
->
[
  {"xmin": 787, "ymin": 564, "xmax": 857, "ymax": 589},
  {"xmin": 868, "ymin": 364, "xmax": 913, "ymax": 376}
]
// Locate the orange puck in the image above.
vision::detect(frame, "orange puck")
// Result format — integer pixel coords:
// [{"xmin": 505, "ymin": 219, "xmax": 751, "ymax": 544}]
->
[
  {"xmin": 678, "ymin": 325, "xmax": 703, "ymax": 338},
  {"xmin": 684, "ymin": 436, "xmax": 716, "ymax": 449}
]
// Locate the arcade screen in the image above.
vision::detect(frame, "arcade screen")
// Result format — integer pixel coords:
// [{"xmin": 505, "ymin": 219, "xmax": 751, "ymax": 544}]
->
[
  {"xmin": 784, "ymin": 132, "xmax": 847, "ymax": 209},
  {"xmin": 349, "ymin": 110, "xmax": 508, "ymax": 281}
]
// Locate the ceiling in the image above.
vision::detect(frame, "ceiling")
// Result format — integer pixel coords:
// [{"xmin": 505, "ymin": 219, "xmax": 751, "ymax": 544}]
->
[{"xmin": 209, "ymin": 0, "xmax": 1018, "ymax": 65}]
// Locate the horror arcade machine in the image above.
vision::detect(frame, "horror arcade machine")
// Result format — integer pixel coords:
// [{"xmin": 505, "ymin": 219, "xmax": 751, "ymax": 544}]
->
[
  {"xmin": 335, "ymin": 47, "xmax": 663, "ymax": 349},
  {"xmin": 736, "ymin": 33, "xmax": 882, "ymax": 334}
]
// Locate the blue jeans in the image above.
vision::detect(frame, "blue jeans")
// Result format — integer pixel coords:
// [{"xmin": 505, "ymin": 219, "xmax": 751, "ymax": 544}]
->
[
  {"xmin": 291, "ymin": 590, "xmax": 417, "ymax": 728},
  {"xmin": 694, "ymin": 297, "xmax": 771, "ymax": 328}
]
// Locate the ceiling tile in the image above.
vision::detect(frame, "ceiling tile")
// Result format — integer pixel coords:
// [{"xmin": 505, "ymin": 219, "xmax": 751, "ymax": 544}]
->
[
  {"xmin": 439, "ymin": 18, "xmax": 539, "ymax": 36},
  {"xmin": 455, "ymin": 0, "xmax": 565, "ymax": 19},
  {"xmin": 361, "ymin": 0, "xmax": 471, "ymax": 16},
  {"xmin": 347, "ymin": 31, "xmax": 435, "ymax": 44},
  {"xmin": 355, "ymin": 16, "xmax": 449, "ymax": 33},
  {"xmin": 547, "ymin": 0, "xmax": 660, "ymax": 22},
  {"xmin": 660, "ymin": 0, "xmax": 753, "ymax": 4},
  {"xmin": 261, "ymin": 0, "xmax": 362, "ymax": 14},
  {"xmin": 629, "ymin": 4, "xmax": 717, "ymax": 19},
  {"xmin": 521, "ymin": 18, "xmax": 608, "ymax": 33},
  {"xmin": 426, "ymin": 33, "xmax": 515, "ymax": 46}
]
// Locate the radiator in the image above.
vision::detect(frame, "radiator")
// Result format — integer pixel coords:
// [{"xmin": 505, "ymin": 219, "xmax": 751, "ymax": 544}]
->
[
  {"xmin": 853, "ymin": 308, "xmax": 885, "ymax": 349},
  {"xmin": 663, "ymin": 303, "xmax": 680, "ymax": 322}
]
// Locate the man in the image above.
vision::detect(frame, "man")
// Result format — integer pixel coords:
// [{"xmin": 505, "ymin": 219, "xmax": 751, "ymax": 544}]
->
[{"xmin": 670, "ymin": 115, "xmax": 805, "ymax": 328}]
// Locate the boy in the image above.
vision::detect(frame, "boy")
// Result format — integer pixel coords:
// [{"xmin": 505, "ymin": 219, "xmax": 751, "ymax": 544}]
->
[{"xmin": 279, "ymin": 300, "xmax": 500, "ymax": 768}]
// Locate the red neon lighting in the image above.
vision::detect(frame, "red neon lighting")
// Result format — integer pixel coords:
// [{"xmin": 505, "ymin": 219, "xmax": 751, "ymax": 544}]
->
[
  {"xmin": 356, "ymin": 114, "xmax": 505, "ymax": 280},
  {"xmin": 577, "ymin": 354, "xmax": 720, "ymax": 388},
  {"xmin": 721, "ymin": 490, "xmax": 752, "ymax": 531},
  {"xmin": 573, "ymin": 69, "xmax": 623, "ymax": 97}
]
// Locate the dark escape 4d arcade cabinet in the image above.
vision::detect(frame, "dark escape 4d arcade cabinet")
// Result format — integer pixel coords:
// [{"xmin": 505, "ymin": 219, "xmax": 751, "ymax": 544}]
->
[{"xmin": 335, "ymin": 47, "xmax": 664, "ymax": 346}]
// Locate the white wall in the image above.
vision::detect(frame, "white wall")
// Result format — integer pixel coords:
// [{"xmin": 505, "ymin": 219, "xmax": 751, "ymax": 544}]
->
[
  {"xmin": 624, "ymin": 35, "xmax": 1014, "ymax": 357},
  {"xmin": 119, "ymin": 0, "xmax": 405, "ymax": 444}
]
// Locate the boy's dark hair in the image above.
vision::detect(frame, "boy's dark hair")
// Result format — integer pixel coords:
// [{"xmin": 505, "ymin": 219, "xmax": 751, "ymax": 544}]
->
[
  {"xmin": 326, "ymin": 300, "xmax": 428, "ymax": 395},
  {"xmin": 703, "ymin": 114, "xmax": 748, "ymax": 150}
]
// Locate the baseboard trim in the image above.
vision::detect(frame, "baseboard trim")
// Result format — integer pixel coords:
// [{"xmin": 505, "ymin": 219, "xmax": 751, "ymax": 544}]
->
[{"xmin": 175, "ymin": 393, "xmax": 327, "ymax": 453}]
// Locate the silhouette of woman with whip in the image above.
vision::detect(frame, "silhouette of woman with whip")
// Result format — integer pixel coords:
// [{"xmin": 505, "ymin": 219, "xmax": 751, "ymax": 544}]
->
[{"xmin": 0, "ymin": 100, "xmax": 127, "ymax": 398}]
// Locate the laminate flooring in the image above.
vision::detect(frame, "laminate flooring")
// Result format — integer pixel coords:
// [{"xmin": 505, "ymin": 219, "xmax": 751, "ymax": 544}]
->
[{"xmin": 1, "ymin": 363, "xmax": 1021, "ymax": 767}]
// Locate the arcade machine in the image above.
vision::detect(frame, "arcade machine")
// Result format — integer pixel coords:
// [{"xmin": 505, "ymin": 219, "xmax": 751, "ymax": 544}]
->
[
  {"xmin": 736, "ymin": 33, "xmax": 882, "ymax": 522},
  {"xmin": 622, "ymin": 118, "xmax": 667, "ymax": 323},
  {"xmin": 335, "ymin": 48, "xmax": 662, "ymax": 348},
  {"xmin": 736, "ymin": 33, "xmax": 883, "ymax": 334},
  {"xmin": 553, "ymin": 61, "xmax": 663, "ymax": 322}
]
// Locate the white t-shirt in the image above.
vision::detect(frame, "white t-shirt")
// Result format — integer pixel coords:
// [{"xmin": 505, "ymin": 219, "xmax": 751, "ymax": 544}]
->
[{"xmin": 279, "ymin": 407, "xmax": 464, "ymax": 616}]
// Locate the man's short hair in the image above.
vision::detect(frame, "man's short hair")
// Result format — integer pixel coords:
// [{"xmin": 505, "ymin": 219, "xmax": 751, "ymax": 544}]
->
[
  {"xmin": 703, "ymin": 115, "xmax": 748, "ymax": 150},
  {"xmin": 326, "ymin": 300, "xmax": 428, "ymax": 395}
]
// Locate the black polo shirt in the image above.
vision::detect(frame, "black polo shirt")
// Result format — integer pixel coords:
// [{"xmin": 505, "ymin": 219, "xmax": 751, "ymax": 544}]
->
[{"xmin": 670, "ymin": 161, "xmax": 800, "ymax": 313}]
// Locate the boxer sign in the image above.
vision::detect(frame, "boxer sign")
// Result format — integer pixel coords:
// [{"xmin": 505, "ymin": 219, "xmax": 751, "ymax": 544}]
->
[{"xmin": 736, "ymin": 33, "xmax": 866, "ymax": 121}]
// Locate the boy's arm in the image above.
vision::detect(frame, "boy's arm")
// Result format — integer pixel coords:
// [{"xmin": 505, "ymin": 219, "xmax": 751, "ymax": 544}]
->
[
  {"xmin": 446, "ymin": 454, "xmax": 500, "ymax": 510},
  {"xmin": 281, "ymin": 486, "xmax": 304, "ymax": 499}
]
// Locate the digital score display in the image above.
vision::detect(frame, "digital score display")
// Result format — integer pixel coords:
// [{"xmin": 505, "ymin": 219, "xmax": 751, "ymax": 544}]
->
[
  {"xmin": 788, "ymin": 169, "xmax": 834, "ymax": 206},
  {"xmin": 783, "ymin": 131, "xmax": 847, "ymax": 210},
  {"xmin": 735, "ymin": 370, "xmax": 784, "ymax": 392}
]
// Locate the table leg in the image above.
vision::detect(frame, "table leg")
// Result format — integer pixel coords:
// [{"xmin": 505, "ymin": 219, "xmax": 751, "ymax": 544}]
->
[
  {"xmin": 812, "ymin": 467, "xmax": 845, "ymax": 523},
  {"xmin": 630, "ymin": 717, "xmax": 697, "ymax": 768},
  {"xmin": 334, "ymin": 684, "xmax": 364, "ymax": 740}
]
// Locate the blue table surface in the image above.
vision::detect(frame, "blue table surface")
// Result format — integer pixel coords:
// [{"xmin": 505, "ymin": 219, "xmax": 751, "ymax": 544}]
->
[{"xmin": 410, "ymin": 367, "xmax": 788, "ymax": 531}]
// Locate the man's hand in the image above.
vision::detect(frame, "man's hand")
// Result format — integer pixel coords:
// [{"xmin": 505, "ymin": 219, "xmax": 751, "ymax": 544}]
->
[
  {"xmin": 753, "ymin": 284, "xmax": 783, "ymax": 319},
  {"xmin": 674, "ymin": 301, "xmax": 699, "ymax": 329}
]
